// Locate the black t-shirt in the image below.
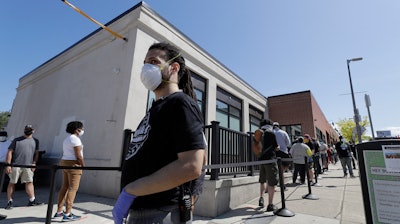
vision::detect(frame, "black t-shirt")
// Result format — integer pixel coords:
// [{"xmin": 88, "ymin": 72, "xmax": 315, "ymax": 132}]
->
[
  {"xmin": 313, "ymin": 141, "xmax": 320, "ymax": 154},
  {"xmin": 121, "ymin": 92, "xmax": 206, "ymax": 209},
  {"xmin": 335, "ymin": 141, "xmax": 352, "ymax": 158},
  {"xmin": 305, "ymin": 141, "xmax": 314, "ymax": 151}
]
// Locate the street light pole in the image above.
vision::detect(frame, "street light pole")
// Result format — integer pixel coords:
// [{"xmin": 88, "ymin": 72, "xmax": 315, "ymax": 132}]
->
[{"xmin": 347, "ymin": 57, "xmax": 363, "ymax": 144}]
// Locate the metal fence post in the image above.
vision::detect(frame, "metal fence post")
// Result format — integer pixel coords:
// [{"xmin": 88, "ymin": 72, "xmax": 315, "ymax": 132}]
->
[
  {"xmin": 302, "ymin": 156, "xmax": 319, "ymax": 200},
  {"xmin": 210, "ymin": 121, "xmax": 220, "ymax": 180},
  {"xmin": 274, "ymin": 158, "xmax": 295, "ymax": 217},
  {"xmin": 247, "ymin": 132, "xmax": 255, "ymax": 176},
  {"xmin": 45, "ymin": 165, "xmax": 59, "ymax": 224},
  {"xmin": 0, "ymin": 162, "xmax": 5, "ymax": 194}
]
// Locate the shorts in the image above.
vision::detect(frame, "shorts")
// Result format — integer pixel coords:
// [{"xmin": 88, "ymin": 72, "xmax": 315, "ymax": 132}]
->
[
  {"xmin": 8, "ymin": 167, "xmax": 34, "ymax": 184},
  {"xmin": 308, "ymin": 162, "xmax": 314, "ymax": 170},
  {"xmin": 275, "ymin": 150, "xmax": 291, "ymax": 167},
  {"xmin": 259, "ymin": 163, "xmax": 278, "ymax": 186}
]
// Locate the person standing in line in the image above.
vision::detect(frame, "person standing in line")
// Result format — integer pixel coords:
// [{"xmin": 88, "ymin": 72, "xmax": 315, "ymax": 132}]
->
[
  {"xmin": 311, "ymin": 137, "xmax": 322, "ymax": 175},
  {"xmin": 319, "ymin": 141, "xmax": 328, "ymax": 172},
  {"xmin": 335, "ymin": 136, "xmax": 355, "ymax": 178},
  {"xmin": 289, "ymin": 137, "xmax": 312, "ymax": 184},
  {"xmin": 331, "ymin": 145, "xmax": 338, "ymax": 164},
  {"xmin": 112, "ymin": 42, "xmax": 206, "ymax": 224},
  {"xmin": 0, "ymin": 131, "xmax": 11, "ymax": 162},
  {"xmin": 5, "ymin": 125, "xmax": 42, "ymax": 209},
  {"xmin": 53, "ymin": 121, "xmax": 85, "ymax": 221},
  {"xmin": 253, "ymin": 119, "xmax": 279, "ymax": 212},
  {"xmin": 303, "ymin": 134, "xmax": 315, "ymax": 183},
  {"xmin": 349, "ymin": 141, "xmax": 357, "ymax": 169},
  {"xmin": 327, "ymin": 144, "xmax": 333, "ymax": 164},
  {"xmin": 272, "ymin": 122, "xmax": 291, "ymax": 189},
  {"xmin": 0, "ymin": 131, "xmax": 10, "ymax": 220}
]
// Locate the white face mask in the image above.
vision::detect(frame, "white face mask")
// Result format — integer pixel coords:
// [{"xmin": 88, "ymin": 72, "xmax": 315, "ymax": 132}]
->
[
  {"xmin": 140, "ymin": 53, "xmax": 182, "ymax": 91},
  {"xmin": 78, "ymin": 130, "xmax": 84, "ymax": 136},
  {"xmin": 140, "ymin": 63, "xmax": 163, "ymax": 91},
  {"xmin": 0, "ymin": 136, "xmax": 6, "ymax": 142}
]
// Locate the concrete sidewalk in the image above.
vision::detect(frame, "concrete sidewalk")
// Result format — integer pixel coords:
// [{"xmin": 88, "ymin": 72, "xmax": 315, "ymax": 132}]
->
[
  {"xmin": 193, "ymin": 163, "xmax": 366, "ymax": 224},
  {"xmin": 0, "ymin": 163, "xmax": 366, "ymax": 223}
]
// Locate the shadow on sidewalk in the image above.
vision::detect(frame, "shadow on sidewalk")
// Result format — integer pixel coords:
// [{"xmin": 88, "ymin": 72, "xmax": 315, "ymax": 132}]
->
[{"xmin": 0, "ymin": 216, "xmax": 46, "ymax": 224}]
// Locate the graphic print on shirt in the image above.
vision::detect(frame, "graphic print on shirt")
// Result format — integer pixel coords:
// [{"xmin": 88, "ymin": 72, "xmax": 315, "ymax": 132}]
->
[{"xmin": 125, "ymin": 112, "xmax": 151, "ymax": 160}]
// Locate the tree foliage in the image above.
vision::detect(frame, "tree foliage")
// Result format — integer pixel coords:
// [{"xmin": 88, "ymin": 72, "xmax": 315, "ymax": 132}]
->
[
  {"xmin": 336, "ymin": 116, "xmax": 370, "ymax": 143},
  {"xmin": 0, "ymin": 111, "xmax": 11, "ymax": 129}
]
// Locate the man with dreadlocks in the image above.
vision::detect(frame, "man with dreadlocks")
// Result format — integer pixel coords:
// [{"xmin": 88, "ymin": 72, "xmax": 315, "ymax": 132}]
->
[{"xmin": 113, "ymin": 42, "xmax": 206, "ymax": 224}]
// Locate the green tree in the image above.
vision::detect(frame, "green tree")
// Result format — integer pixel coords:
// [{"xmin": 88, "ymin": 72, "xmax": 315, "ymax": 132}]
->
[
  {"xmin": 336, "ymin": 116, "xmax": 369, "ymax": 143},
  {"xmin": 0, "ymin": 111, "xmax": 11, "ymax": 129}
]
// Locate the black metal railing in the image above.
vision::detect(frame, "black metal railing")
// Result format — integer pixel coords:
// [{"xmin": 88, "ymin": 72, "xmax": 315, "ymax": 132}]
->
[
  {"xmin": 203, "ymin": 121, "xmax": 256, "ymax": 180},
  {"xmin": 123, "ymin": 121, "xmax": 258, "ymax": 181},
  {"xmin": 0, "ymin": 124, "xmax": 294, "ymax": 223}
]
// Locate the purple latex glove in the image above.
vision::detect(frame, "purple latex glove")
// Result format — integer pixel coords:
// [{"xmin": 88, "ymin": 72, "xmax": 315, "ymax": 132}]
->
[{"xmin": 112, "ymin": 188, "xmax": 137, "ymax": 224}]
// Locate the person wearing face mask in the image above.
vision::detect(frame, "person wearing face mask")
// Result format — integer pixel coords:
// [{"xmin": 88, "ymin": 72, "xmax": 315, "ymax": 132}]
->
[
  {"xmin": 0, "ymin": 131, "xmax": 11, "ymax": 162},
  {"xmin": 113, "ymin": 42, "xmax": 206, "ymax": 224},
  {"xmin": 0, "ymin": 131, "xmax": 11, "ymax": 197},
  {"xmin": 53, "ymin": 121, "xmax": 85, "ymax": 221},
  {"xmin": 0, "ymin": 131, "xmax": 7, "ymax": 220},
  {"xmin": 5, "ymin": 125, "xmax": 42, "ymax": 209}
]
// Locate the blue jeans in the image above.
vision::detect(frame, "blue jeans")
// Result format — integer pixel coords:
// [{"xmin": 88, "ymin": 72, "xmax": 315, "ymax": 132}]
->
[{"xmin": 339, "ymin": 157, "xmax": 353, "ymax": 176}]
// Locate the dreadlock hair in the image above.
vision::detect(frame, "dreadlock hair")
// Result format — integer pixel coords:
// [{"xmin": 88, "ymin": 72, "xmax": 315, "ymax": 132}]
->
[{"xmin": 148, "ymin": 42, "xmax": 197, "ymax": 101}]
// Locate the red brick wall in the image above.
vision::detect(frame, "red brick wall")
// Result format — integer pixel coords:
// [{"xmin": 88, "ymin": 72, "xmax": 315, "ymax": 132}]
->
[{"xmin": 268, "ymin": 90, "xmax": 339, "ymax": 144}]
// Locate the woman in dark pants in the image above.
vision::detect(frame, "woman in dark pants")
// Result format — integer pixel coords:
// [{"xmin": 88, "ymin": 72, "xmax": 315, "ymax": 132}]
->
[{"xmin": 290, "ymin": 137, "xmax": 312, "ymax": 184}]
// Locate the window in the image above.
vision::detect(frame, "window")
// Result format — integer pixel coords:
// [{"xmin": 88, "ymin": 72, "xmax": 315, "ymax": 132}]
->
[
  {"xmin": 216, "ymin": 87, "xmax": 242, "ymax": 132},
  {"xmin": 191, "ymin": 72, "xmax": 207, "ymax": 123},
  {"xmin": 281, "ymin": 124, "xmax": 302, "ymax": 143},
  {"xmin": 315, "ymin": 127, "xmax": 326, "ymax": 143},
  {"xmin": 249, "ymin": 105, "xmax": 263, "ymax": 132}
]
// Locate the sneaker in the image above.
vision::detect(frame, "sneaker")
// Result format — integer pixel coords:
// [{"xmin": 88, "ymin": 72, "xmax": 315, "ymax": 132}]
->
[
  {"xmin": 62, "ymin": 213, "xmax": 81, "ymax": 221},
  {"xmin": 350, "ymin": 175, "xmax": 356, "ymax": 178},
  {"xmin": 258, "ymin": 197, "xmax": 264, "ymax": 207},
  {"xmin": 266, "ymin": 204, "xmax": 277, "ymax": 212},
  {"xmin": 5, "ymin": 201, "xmax": 12, "ymax": 210},
  {"xmin": 343, "ymin": 174, "xmax": 348, "ymax": 178},
  {"xmin": 28, "ymin": 199, "xmax": 43, "ymax": 206},
  {"xmin": 53, "ymin": 212, "xmax": 64, "ymax": 219}
]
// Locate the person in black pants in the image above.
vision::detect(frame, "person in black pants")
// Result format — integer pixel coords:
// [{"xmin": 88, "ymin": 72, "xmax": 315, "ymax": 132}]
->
[
  {"xmin": 290, "ymin": 137, "xmax": 312, "ymax": 184},
  {"xmin": 349, "ymin": 141, "xmax": 357, "ymax": 169}
]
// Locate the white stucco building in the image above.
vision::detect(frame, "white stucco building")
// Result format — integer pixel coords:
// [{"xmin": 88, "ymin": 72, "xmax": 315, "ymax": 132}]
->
[{"xmin": 6, "ymin": 2, "xmax": 267, "ymax": 200}]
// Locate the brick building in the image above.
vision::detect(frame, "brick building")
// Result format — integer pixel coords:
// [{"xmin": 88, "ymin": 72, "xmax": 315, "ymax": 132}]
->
[{"xmin": 268, "ymin": 90, "xmax": 339, "ymax": 145}]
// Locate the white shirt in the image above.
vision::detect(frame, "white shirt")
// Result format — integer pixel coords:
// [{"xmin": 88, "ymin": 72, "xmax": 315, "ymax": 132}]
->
[
  {"xmin": 0, "ymin": 140, "xmax": 11, "ymax": 162},
  {"xmin": 62, "ymin": 134, "xmax": 83, "ymax": 160},
  {"xmin": 273, "ymin": 128, "xmax": 291, "ymax": 154},
  {"xmin": 290, "ymin": 142, "xmax": 311, "ymax": 164}
]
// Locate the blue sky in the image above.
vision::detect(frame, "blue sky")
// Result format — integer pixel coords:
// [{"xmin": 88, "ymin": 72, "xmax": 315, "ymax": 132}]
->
[{"xmin": 1, "ymin": 0, "xmax": 400, "ymax": 137}]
